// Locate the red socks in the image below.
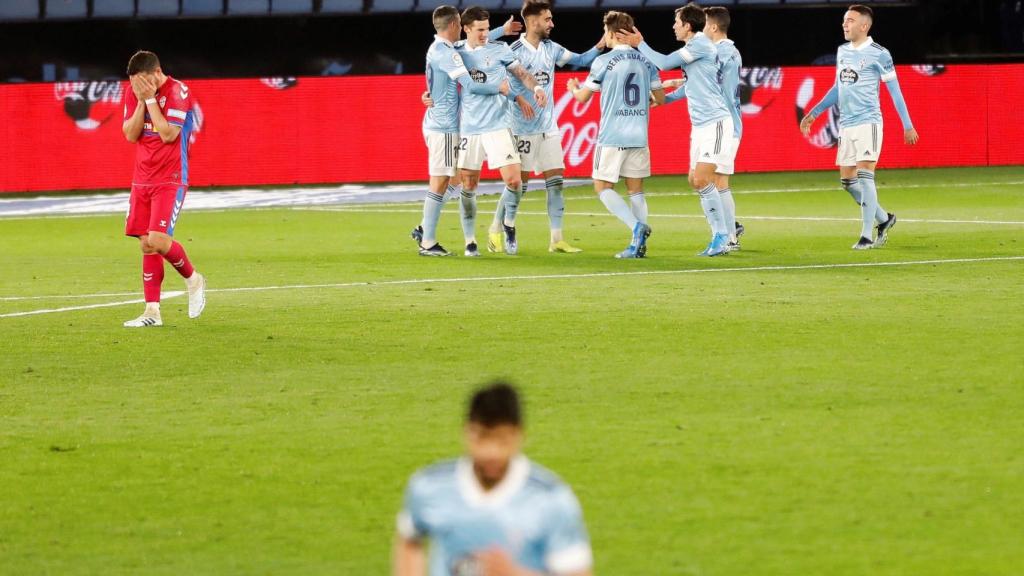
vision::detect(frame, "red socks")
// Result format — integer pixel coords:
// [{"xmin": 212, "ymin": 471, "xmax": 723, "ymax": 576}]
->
[
  {"xmin": 162, "ymin": 241, "xmax": 195, "ymax": 279},
  {"xmin": 142, "ymin": 253, "xmax": 164, "ymax": 303}
]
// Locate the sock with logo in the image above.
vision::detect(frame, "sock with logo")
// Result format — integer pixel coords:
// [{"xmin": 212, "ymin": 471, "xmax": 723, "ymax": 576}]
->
[
  {"xmin": 545, "ymin": 176, "xmax": 565, "ymax": 231},
  {"xmin": 143, "ymin": 253, "xmax": 164, "ymax": 303},
  {"xmin": 856, "ymin": 169, "xmax": 878, "ymax": 239},
  {"xmin": 420, "ymin": 190, "xmax": 446, "ymax": 245},
  {"xmin": 697, "ymin": 183, "xmax": 727, "ymax": 236},
  {"xmin": 162, "ymin": 241, "xmax": 195, "ymax": 279},
  {"xmin": 719, "ymin": 187, "xmax": 737, "ymax": 237},
  {"xmin": 501, "ymin": 185, "xmax": 522, "ymax": 227},
  {"xmin": 460, "ymin": 189, "xmax": 477, "ymax": 242},
  {"xmin": 858, "ymin": 169, "xmax": 888, "ymax": 224}
]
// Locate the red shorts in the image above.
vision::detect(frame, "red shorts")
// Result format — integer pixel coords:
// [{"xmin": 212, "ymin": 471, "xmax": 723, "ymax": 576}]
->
[{"xmin": 125, "ymin": 184, "xmax": 187, "ymax": 237}]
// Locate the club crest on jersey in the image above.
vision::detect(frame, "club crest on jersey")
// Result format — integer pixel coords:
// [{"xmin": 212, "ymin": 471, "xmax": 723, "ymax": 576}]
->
[
  {"xmin": 840, "ymin": 68, "xmax": 859, "ymax": 84},
  {"xmin": 159, "ymin": 96, "xmax": 167, "ymax": 108},
  {"xmin": 469, "ymin": 69, "xmax": 487, "ymax": 83}
]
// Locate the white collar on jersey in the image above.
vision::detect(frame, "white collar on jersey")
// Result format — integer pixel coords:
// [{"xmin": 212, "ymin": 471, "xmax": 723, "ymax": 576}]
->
[
  {"xmin": 517, "ymin": 33, "xmax": 542, "ymax": 52},
  {"xmin": 611, "ymin": 44, "xmax": 633, "ymax": 51},
  {"xmin": 850, "ymin": 36, "xmax": 874, "ymax": 51},
  {"xmin": 434, "ymin": 34, "xmax": 454, "ymax": 48},
  {"xmin": 456, "ymin": 455, "xmax": 530, "ymax": 508}
]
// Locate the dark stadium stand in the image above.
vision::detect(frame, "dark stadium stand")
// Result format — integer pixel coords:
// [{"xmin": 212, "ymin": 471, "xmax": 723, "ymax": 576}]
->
[{"xmin": 3, "ymin": 0, "xmax": 921, "ymax": 20}]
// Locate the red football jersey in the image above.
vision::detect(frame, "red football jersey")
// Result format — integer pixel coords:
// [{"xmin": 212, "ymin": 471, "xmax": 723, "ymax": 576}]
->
[{"xmin": 124, "ymin": 76, "xmax": 193, "ymax": 186}]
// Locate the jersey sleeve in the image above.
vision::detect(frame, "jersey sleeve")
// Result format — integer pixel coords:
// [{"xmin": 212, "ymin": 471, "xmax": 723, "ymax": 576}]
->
[
  {"xmin": 543, "ymin": 486, "xmax": 592, "ymax": 575},
  {"xmin": 396, "ymin": 476, "xmax": 430, "ymax": 541},
  {"xmin": 438, "ymin": 48, "xmax": 469, "ymax": 80},
  {"xmin": 500, "ymin": 43, "xmax": 518, "ymax": 69},
  {"xmin": 877, "ymin": 49, "xmax": 897, "ymax": 82},
  {"xmin": 123, "ymin": 85, "xmax": 137, "ymax": 121},
  {"xmin": 648, "ymin": 62, "xmax": 663, "ymax": 91},
  {"xmin": 583, "ymin": 58, "xmax": 605, "ymax": 92},
  {"xmin": 165, "ymin": 82, "xmax": 191, "ymax": 127},
  {"xmin": 678, "ymin": 38, "xmax": 712, "ymax": 64}
]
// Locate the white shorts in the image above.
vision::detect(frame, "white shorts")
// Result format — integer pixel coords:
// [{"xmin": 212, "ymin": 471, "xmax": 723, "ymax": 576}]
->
[
  {"xmin": 592, "ymin": 146, "xmax": 651, "ymax": 183},
  {"xmin": 836, "ymin": 123, "xmax": 883, "ymax": 166},
  {"xmin": 515, "ymin": 131, "xmax": 565, "ymax": 175},
  {"xmin": 689, "ymin": 117, "xmax": 735, "ymax": 172},
  {"xmin": 458, "ymin": 129, "xmax": 521, "ymax": 171},
  {"xmin": 423, "ymin": 130, "xmax": 459, "ymax": 177},
  {"xmin": 716, "ymin": 136, "xmax": 741, "ymax": 176}
]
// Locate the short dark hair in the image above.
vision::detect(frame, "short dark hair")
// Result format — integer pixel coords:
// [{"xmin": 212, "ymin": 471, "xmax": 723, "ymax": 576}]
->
[
  {"xmin": 468, "ymin": 382, "xmax": 523, "ymax": 427},
  {"xmin": 704, "ymin": 6, "xmax": 730, "ymax": 34},
  {"xmin": 848, "ymin": 4, "xmax": 874, "ymax": 20},
  {"xmin": 675, "ymin": 3, "xmax": 706, "ymax": 35},
  {"xmin": 603, "ymin": 10, "xmax": 635, "ymax": 35},
  {"xmin": 433, "ymin": 5, "xmax": 460, "ymax": 32},
  {"xmin": 461, "ymin": 5, "xmax": 490, "ymax": 28},
  {"xmin": 126, "ymin": 51, "xmax": 160, "ymax": 76},
  {"xmin": 521, "ymin": 0, "xmax": 551, "ymax": 20}
]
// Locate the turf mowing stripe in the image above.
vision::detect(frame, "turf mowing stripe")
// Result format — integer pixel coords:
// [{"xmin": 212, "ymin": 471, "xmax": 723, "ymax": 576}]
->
[
  {"xmin": 2, "ymin": 257, "xmax": 1021, "ymax": 317},
  {"xmin": 298, "ymin": 208, "xmax": 1024, "ymax": 226}
]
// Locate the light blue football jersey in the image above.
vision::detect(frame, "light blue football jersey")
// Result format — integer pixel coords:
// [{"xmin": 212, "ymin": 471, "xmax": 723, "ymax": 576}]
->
[
  {"xmin": 638, "ymin": 32, "xmax": 729, "ymax": 128},
  {"xmin": 583, "ymin": 45, "xmax": 662, "ymax": 148},
  {"xmin": 398, "ymin": 456, "xmax": 592, "ymax": 576},
  {"xmin": 423, "ymin": 35, "xmax": 470, "ymax": 134},
  {"xmin": 506, "ymin": 36, "xmax": 601, "ymax": 136},
  {"xmin": 715, "ymin": 39, "xmax": 743, "ymax": 139},
  {"xmin": 835, "ymin": 37, "xmax": 898, "ymax": 128},
  {"xmin": 455, "ymin": 40, "xmax": 519, "ymax": 136}
]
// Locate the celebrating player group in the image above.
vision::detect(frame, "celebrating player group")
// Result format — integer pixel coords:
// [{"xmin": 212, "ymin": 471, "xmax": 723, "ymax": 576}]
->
[{"xmin": 414, "ymin": 1, "xmax": 917, "ymax": 259}]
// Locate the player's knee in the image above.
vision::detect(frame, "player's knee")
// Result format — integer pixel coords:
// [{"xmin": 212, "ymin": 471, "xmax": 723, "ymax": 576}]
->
[
  {"xmin": 506, "ymin": 177, "xmax": 522, "ymax": 191},
  {"xmin": 139, "ymin": 239, "xmax": 157, "ymax": 254},
  {"xmin": 692, "ymin": 174, "xmax": 711, "ymax": 190}
]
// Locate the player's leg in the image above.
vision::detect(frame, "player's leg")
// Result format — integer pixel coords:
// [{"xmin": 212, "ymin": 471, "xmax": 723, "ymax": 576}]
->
[
  {"xmin": 593, "ymin": 147, "xmax": 644, "ymax": 258},
  {"xmin": 416, "ymin": 131, "xmax": 457, "ymax": 256},
  {"xmin": 457, "ymin": 134, "xmax": 488, "ymax": 256},
  {"xmin": 543, "ymin": 168, "xmax": 578, "ymax": 253},
  {"xmin": 693, "ymin": 162, "xmax": 728, "ymax": 257},
  {"xmin": 123, "ymin": 186, "xmax": 163, "ymax": 327},
  {"xmin": 149, "ymin": 184, "xmax": 205, "ymax": 318},
  {"xmin": 836, "ymin": 127, "xmax": 872, "ymax": 249},
  {"xmin": 716, "ymin": 134, "xmax": 741, "ymax": 250},
  {"xmin": 622, "ymin": 148, "xmax": 653, "ymax": 257},
  {"xmin": 482, "ymin": 130, "xmax": 523, "ymax": 255},
  {"xmin": 856, "ymin": 125, "xmax": 895, "ymax": 247}
]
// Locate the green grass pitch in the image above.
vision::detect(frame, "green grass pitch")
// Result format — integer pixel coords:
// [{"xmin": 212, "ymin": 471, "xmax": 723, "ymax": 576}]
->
[{"xmin": 1, "ymin": 167, "xmax": 1022, "ymax": 575}]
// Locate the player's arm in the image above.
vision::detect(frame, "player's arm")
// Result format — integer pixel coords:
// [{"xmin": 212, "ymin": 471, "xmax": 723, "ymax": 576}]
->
[
  {"xmin": 508, "ymin": 62, "xmax": 547, "ymax": 107},
  {"xmin": 557, "ymin": 39, "xmax": 604, "ymax": 69},
  {"xmin": 489, "ymin": 15, "xmax": 523, "ymax": 40},
  {"xmin": 878, "ymin": 52, "xmax": 918, "ymax": 144},
  {"xmin": 615, "ymin": 27, "xmax": 685, "ymax": 71},
  {"xmin": 122, "ymin": 77, "xmax": 146, "ymax": 142},
  {"xmin": 136, "ymin": 76, "xmax": 181, "ymax": 144},
  {"xmin": 392, "ymin": 536, "xmax": 426, "ymax": 576},
  {"xmin": 662, "ymin": 79, "xmax": 687, "ymax": 105},
  {"xmin": 457, "ymin": 73, "xmax": 505, "ymax": 95},
  {"xmin": 800, "ymin": 80, "xmax": 838, "ymax": 136},
  {"xmin": 566, "ymin": 77, "xmax": 593, "ymax": 103}
]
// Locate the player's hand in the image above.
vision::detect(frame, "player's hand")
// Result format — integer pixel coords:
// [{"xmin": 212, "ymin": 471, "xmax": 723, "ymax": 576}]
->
[
  {"xmin": 137, "ymin": 75, "xmax": 157, "ymax": 100},
  {"xmin": 615, "ymin": 26, "xmax": 644, "ymax": 48},
  {"xmin": 498, "ymin": 79, "xmax": 511, "ymax": 96},
  {"xmin": 799, "ymin": 113, "xmax": 816, "ymax": 136},
  {"xmin": 566, "ymin": 77, "xmax": 580, "ymax": 92},
  {"xmin": 904, "ymin": 127, "xmax": 919, "ymax": 145},
  {"xmin": 515, "ymin": 95, "xmax": 535, "ymax": 120},
  {"xmin": 502, "ymin": 15, "xmax": 523, "ymax": 37},
  {"xmin": 663, "ymin": 78, "xmax": 685, "ymax": 89},
  {"xmin": 596, "ymin": 35, "xmax": 607, "ymax": 51},
  {"xmin": 650, "ymin": 93, "xmax": 661, "ymax": 108},
  {"xmin": 421, "ymin": 90, "xmax": 433, "ymax": 107},
  {"xmin": 476, "ymin": 548, "xmax": 519, "ymax": 576},
  {"xmin": 129, "ymin": 75, "xmax": 147, "ymax": 100},
  {"xmin": 532, "ymin": 87, "xmax": 547, "ymax": 108}
]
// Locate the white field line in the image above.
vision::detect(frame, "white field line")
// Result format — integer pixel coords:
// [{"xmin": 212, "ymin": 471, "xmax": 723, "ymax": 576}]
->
[
  {"xmin": 298, "ymin": 207, "xmax": 1024, "ymax": 226},
  {"xmin": 0, "ymin": 291, "xmax": 184, "ymax": 318},
  {"xmin": 2, "ymin": 257, "xmax": 1021, "ymax": 318}
]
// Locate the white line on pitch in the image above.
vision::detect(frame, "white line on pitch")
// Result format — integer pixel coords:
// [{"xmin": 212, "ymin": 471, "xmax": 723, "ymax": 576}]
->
[
  {"xmin": 0, "ymin": 291, "xmax": 184, "ymax": 318},
  {"xmin": 2, "ymin": 257, "xmax": 1021, "ymax": 318},
  {"xmin": 299, "ymin": 208, "xmax": 1024, "ymax": 226}
]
